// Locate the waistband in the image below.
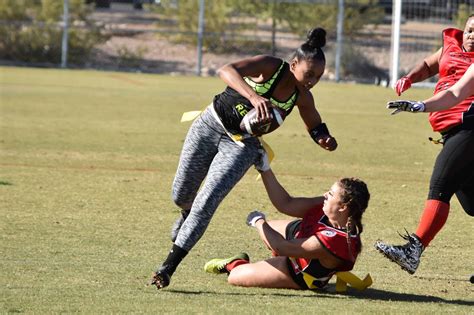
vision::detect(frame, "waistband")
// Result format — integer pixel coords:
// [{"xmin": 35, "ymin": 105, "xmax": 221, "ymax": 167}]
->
[
  {"xmin": 440, "ymin": 117, "xmax": 474, "ymax": 136},
  {"xmin": 208, "ymin": 103, "xmax": 254, "ymax": 147}
]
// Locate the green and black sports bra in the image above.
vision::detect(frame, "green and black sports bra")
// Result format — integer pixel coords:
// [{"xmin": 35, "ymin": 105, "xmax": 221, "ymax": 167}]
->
[{"xmin": 213, "ymin": 60, "xmax": 298, "ymax": 134}]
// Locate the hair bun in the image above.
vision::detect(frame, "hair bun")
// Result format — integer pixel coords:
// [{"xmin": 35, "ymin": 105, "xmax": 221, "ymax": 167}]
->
[{"xmin": 306, "ymin": 27, "xmax": 326, "ymax": 49}]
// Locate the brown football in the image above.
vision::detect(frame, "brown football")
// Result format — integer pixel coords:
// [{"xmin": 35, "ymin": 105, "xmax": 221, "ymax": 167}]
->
[{"xmin": 239, "ymin": 107, "xmax": 286, "ymax": 136}]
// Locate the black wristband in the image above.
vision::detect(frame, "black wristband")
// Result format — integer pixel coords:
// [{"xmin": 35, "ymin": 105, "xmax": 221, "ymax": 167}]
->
[{"xmin": 309, "ymin": 123, "xmax": 330, "ymax": 143}]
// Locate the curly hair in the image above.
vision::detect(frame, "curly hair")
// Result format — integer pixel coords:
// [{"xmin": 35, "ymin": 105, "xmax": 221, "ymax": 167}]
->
[{"xmin": 337, "ymin": 177, "xmax": 370, "ymax": 258}]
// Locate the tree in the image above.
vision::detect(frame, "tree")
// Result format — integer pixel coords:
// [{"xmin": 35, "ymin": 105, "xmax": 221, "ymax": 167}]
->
[
  {"xmin": 153, "ymin": 0, "xmax": 384, "ymax": 53},
  {"xmin": 0, "ymin": 0, "xmax": 105, "ymax": 64}
]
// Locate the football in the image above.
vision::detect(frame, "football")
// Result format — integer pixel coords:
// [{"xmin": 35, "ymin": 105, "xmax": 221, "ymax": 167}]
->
[{"xmin": 240, "ymin": 107, "xmax": 286, "ymax": 136}]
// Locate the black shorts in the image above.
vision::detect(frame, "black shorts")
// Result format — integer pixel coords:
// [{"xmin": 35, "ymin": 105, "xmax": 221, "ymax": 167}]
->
[
  {"xmin": 284, "ymin": 220, "xmax": 307, "ymax": 289},
  {"xmin": 285, "ymin": 219, "xmax": 301, "ymax": 240},
  {"xmin": 284, "ymin": 219, "xmax": 334, "ymax": 290},
  {"xmin": 286, "ymin": 257, "xmax": 311, "ymax": 289}
]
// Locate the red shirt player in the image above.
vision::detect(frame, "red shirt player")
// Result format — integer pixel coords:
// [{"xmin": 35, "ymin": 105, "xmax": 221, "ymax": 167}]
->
[
  {"xmin": 287, "ymin": 204, "xmax": 362, "ymax": 289},
  {"xmin": 376, "ymin": 15, "xmax": 474, "ymax": 276},
  {"xmin": 204, "ymin": 165, "xmax": 370, "ymax": 291}
]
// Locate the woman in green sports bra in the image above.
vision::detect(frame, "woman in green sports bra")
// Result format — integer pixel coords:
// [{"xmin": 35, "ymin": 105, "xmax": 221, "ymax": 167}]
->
[
  {"xmin": 214, "ymin": 27, "xmax": 337, "ymax": 149},
  {"xmin": 151, "ymin": 27, "xmax": 338, "ymax": 290}
]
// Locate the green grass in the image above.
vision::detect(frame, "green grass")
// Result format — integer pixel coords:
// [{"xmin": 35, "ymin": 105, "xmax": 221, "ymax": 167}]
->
[{"xmin": 1, "ymin": 66, "xmax": 473, "ymax": 314}]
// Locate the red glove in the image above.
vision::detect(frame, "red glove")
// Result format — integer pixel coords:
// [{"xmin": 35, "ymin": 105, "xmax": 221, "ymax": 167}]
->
[{"xmin": 394, "ymin": 76, "xmax": 412, "ymax": 96}]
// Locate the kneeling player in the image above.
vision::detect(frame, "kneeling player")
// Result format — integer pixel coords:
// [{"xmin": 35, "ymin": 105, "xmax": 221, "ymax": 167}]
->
[{"xmin": 204, "ymin": 153, "xmax": 370, "ymax": 290}]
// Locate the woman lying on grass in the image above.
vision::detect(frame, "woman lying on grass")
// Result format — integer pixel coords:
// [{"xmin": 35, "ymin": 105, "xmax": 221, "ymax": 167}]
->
[{"xmin": 204, "ymin": 152, "xmax": 370, "ymax": 290}]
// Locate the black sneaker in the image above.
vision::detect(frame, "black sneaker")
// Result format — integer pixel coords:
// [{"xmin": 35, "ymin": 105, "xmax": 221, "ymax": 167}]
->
[
  {"xmin": 375, "ymin": 231, "xmax": 424, "ymax": 274},
  {"xmin": 170, "ymin": 209, "xmax": 190, "ymax": 242},
  {"xmin": 150, "ymin": 267, "xmax": 171, "ymax": 290}
]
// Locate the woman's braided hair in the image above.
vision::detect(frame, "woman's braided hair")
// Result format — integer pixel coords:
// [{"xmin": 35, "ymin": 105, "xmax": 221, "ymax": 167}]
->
[{"xmin": 338, "ymin": 177, "xmax": 370, "ymax": 259}]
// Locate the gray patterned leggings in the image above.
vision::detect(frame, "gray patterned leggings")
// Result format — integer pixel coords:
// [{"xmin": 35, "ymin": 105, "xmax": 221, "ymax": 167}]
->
[{"xmin": 172, "ymin": 106, "xmax": 261, "ymax": 251}]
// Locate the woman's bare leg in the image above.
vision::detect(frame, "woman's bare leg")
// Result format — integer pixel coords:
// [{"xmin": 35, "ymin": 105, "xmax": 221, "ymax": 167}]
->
[
  {"xmin": 227, "ymin": 256, "xmax": 300, "ymax": 289},
  {"xmin": 266, "ymin": 219, "xmax": 293, "ymax": 238}
]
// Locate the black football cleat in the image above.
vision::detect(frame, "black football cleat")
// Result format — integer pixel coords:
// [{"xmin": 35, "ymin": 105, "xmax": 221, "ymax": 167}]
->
[
  {"xmin": 375, "ymin": 231, "xmax": 424, "ymax": 275},
  {"xmin": 150, "ymin": 268, "xmax": 171, "ymax": 290}
]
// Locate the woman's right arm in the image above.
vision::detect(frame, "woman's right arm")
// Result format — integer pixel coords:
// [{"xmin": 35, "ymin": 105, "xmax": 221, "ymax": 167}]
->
[
  {"xmin": 395, "ymin": 49, "xmax": 442, "ymax": 95},
  {"xmin": 405, "ymin": 48, "xmax": 441, "ymax": 83},
  {"xmin": 217, "ymin": 55, "xmax": 279, "ymax": 120},
  {"xmin": 260, "ymin": 169, "xmax": 324, "ymax": 218}
]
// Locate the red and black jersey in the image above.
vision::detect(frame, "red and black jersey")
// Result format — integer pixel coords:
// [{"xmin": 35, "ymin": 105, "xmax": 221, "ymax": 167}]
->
[
  {"xmin": 430, "ymin": 28, "xmax": 474, "ymax": 132},
  {"xmin": 287, "ymin": 205, "xmax": 361, "ymax": 289}
]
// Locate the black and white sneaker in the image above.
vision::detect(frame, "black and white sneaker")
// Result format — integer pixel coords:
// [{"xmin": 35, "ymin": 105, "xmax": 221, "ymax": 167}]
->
[
  {"xmin": 375, "ymin": 231, "xmax": 424, "ymax": 274},
  {"xmin": 170, "ymin": 209, "xmax": 190, "ymax": 242}
]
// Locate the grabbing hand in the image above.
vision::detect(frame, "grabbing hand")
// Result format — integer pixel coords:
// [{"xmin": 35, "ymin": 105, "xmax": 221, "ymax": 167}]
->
[
  {"xmin": 394, "ymin": 77, "xmax": 412, "ymax": 96},
  {"xmin": 387, "ymin": 100, "xmax": 425, "ymax": 115},
  {"xmin": 317, "ymin": 135, "xmax": 338, "ymax": 151},
  {"xmin": 249, "ymin": 94, "xmax": 272, "ymax": 121},
  {"xmin": 246, "ymin": 210, "xmax": 266, "ymax": 227},
  {"xmin": 255, "ymin": 149, "xmax": 271, "ymax": 173}
]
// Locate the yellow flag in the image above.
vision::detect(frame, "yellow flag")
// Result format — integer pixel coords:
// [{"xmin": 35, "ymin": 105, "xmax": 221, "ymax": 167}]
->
[
  {"xmin": 181, "ymin": 111, "xmax": 202, "ymax": 122},
  {"xmin": 335, "ymin": 271, "xmax": 373, "ymax": 292}
]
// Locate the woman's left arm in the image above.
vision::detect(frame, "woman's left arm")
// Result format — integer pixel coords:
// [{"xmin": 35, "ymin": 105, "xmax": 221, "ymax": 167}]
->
[
  {"xmin": 297, "ymin": 91, "xmax": 337, "ymax": 151},
  {"xmin": 253, "ymin": 219, "xmax": 339, "ymax": 267},
  {"xmin": 388, "ymin": 64, "xmax": 474, "ymax": 114}
]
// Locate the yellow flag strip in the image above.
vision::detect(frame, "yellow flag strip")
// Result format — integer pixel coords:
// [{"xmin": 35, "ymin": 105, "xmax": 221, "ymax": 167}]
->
[{"xmin": 335, "ymin": 271, "xmax": 373, "ymax": 293}]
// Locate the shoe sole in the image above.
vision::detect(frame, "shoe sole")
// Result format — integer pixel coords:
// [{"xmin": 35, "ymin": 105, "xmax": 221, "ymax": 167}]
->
[{"xmin": 374, "ymin": 242, "xmax": 415, "ymax": 275}]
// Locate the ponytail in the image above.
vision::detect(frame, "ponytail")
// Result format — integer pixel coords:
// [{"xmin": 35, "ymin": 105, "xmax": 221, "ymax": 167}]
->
[
  {"xmin": 293, "ymin": 27, "xmax": 326, "ymax": 63},
  {"xmin": 338, "ymin": 178, "xmax": 370, "ymax": 257}
]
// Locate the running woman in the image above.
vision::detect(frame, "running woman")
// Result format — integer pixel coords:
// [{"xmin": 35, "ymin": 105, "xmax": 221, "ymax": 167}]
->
[
  {"xmin": 375, "ymin": 15, "xmax": 474, "ymax": 275},
  {"xmin": 151, "ymin": 27, "xmax": 338, "ymax": 289}
]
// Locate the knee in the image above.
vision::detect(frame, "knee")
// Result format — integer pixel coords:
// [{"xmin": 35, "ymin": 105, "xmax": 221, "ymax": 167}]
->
[
  {"xmin": 171, "ymin": 188, "xmax": 192, "ymax": 210},
  {"xmin": 428, "ymin": 187, "xmax": 453, "ymax": 204}
]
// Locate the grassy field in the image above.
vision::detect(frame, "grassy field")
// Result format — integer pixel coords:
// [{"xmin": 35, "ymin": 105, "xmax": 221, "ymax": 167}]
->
[{"xmin": 1, "ymin": 66, "xmax": 473, "ymax": 314}]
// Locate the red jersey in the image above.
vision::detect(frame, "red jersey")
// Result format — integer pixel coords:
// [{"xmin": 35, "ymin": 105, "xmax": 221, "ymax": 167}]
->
[
  {"xmin": 429, "ymin": 28, "xmax": 474, "ymax": 132},
  {"xmin": 287, "ymin": 205, "xmax": 361, "ymax": 289}
]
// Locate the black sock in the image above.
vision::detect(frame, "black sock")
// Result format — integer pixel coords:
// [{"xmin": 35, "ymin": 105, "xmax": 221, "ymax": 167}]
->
[{"xmin": 160, "ymin": 244, "xmax": 188, "ymax": 276}]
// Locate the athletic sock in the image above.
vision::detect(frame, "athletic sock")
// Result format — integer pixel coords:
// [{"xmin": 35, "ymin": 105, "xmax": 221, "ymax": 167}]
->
[
  {"xmin": 160, "ymin": 244, "xmax": 188, "ymax": 276},
  {"xmin": 415, "ymin": 199, "xmax": 450, "ymax": 248},
  {"xmin": 225, "ymin": 259, "xmax": 249, "ymax": 272}
]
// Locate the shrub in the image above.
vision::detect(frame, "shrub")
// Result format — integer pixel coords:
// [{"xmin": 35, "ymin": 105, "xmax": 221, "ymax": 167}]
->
[
  {"xmin": 115, "ymin": 44, "xmax": 149, "ymax": 68},
  {"xmin": 152, "ymin": 0, "xmax": 385, "ymax": 53},
  {"xmin": 0, "ymin": 0, "xmax": 105, "ymax": 65}
]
